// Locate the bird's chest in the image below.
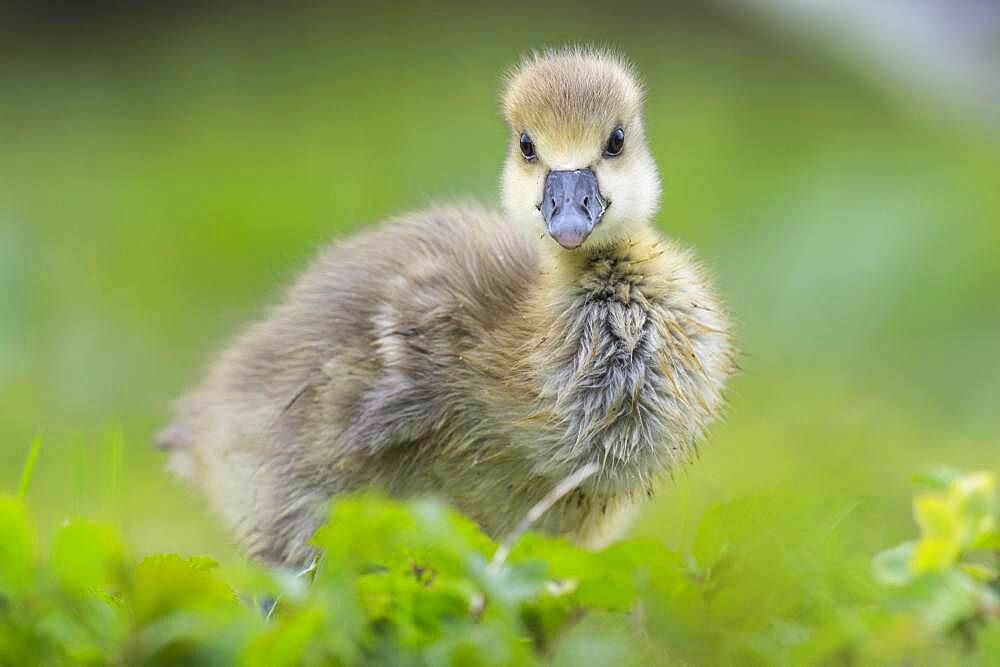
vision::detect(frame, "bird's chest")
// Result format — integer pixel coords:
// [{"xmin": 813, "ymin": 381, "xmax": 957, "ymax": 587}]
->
[
  {"xmin": 570, "ymin": 298, "xmax": 653, "ymax": 389},
  {"xmin": 538, "ymin": 283, "xmax": 676, "ymax": 465}
]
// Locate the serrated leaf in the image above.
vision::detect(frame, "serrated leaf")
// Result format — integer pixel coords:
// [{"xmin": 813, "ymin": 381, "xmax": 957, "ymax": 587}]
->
[
  {"xmin": 312, "ymin": 493, "xmax": 494, "ymax": 583},
  {"xmin": 130, "ymin": 554, "xmax": 238, "ymax": 623},
  {"xmin": 312, "ymin": 493, "xmax": 416, "ymax": 569}
]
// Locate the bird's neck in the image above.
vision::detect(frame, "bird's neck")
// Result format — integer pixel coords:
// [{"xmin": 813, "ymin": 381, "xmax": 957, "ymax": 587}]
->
[
  {"xmin": 509, "ymin": 223, "xmax": 679, "ymax": 492},
  {"xmin": 535, "ymin": 224, "xmax": 667, "ymax": 297}
]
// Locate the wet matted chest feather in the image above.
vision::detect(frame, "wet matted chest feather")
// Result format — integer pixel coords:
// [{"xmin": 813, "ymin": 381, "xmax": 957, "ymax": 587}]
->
[{"xmin": 536, "ymin": 254, "xmax": 722, "ymax": 482}]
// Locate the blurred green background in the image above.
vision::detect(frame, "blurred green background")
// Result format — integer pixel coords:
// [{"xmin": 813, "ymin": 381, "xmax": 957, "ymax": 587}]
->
[{"xmin": 1, "ymin": 0, "xmax": 997, "ymax": 578}]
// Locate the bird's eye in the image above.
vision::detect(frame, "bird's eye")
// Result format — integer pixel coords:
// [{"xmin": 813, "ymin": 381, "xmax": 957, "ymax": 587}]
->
[
  {"xmin": 519, "ymin": 132, "xmax": 537, "ymax": 161},
  {"xmin": 604, "ymin": 127, "xmax": 625, "ymax": 157}
]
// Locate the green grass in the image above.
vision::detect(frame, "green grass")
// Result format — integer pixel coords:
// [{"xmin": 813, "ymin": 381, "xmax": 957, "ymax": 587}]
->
[
  {"xmin": 16, "ymin": 435, "xmax": 41, "ymax": 500},
  {"xmin": 1, "ymin": 2, "xmax": 998, "ymax": 663}
]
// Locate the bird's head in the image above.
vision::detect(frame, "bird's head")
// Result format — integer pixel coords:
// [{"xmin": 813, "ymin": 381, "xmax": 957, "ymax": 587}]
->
[{"xmin": 500, "ymin": 47, "xmax": 661, "ymax": 250}]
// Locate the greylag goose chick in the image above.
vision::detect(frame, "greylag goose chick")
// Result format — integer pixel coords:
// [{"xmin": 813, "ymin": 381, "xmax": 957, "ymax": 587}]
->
[{"xmin": 159, "ymin": 47, "xmax": 735, "ymax": 566}]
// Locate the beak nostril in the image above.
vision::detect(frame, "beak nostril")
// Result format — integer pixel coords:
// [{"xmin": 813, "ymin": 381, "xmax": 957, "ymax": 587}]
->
[{"xmin": 541, "ymin": 170, "xmax": 605, "ymax": 240}]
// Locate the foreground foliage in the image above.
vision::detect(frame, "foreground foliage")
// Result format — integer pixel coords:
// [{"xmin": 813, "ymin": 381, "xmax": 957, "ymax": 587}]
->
[{"xmin": 0, "ymin": 468, "xmax": 996, "ymax": 665}]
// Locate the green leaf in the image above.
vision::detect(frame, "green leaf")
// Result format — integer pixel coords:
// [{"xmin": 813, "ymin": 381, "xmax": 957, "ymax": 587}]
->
[
  {"xmin": 467, "ymin": 554, "xmax": 548, "ymax": 615},
  {"xmin": 129, "ymin": 554, "xmax": 238, "ymax": 624},
  {"xmin": 52, "ymin": 519, "xmax": 127, "ymax": 591},
  {"xmin": 911, "ymin": 537, "xmax": 961, "ymax": 573},
  {"xmin": 872, "ymin": 541, "xmax": 916, "ymax": 586},
  {"xmin": 973, "ymin": 527, "xmax": 1000, "ymax": 550},
  {"xmin": 551, "ymin": 611, "xmax": 638, "ymax": 667},
  {"xmin": 949, "ymin": 471, "xmax": 995, "ymax": 507},
  {"xmin": 912, "ymin": 496, "xmax": 961, "ymax": 571},
  {"xmin": 0, "ymin": 496, "xmax": 34, "ymax": 596},
  {"xmin": 896, "ymin": 570, "xmax": 978, "ymax": 633},
  {"xmin": 244, "ymin": 606, "xmax": 327, "ymax": 667},
  {"xmin": 959, "ymin": 562, "xmax": 997, "ymax": 582},
  {"xmin": 951, "ymin": 471, "xmax": 996, "ymax": 546},
  {"xmin": 913, "ymin": 467, "xmax": 963, "ymax": 490},
  {"xmin": 424, "ymin": 620, "xmax": 532, "ymax": 667},
  {"xmin": 913, "ymin": 496, "xmax": 961, "ymax": 541}
]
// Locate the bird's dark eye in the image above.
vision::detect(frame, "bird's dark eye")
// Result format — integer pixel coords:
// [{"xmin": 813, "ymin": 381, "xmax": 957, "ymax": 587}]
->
[
  {"xmin": 604, "ymin": 127, "xmax": 625, "ymax": 157},
  {"xmin": 519, "ymin": 132, "xmax": 537, "ymax": 161}
]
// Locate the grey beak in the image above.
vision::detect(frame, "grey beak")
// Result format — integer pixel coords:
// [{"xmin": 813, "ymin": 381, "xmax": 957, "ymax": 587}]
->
[{"xmin": 539, "ymin": 169, "xmax": 608, "ymax": 249}]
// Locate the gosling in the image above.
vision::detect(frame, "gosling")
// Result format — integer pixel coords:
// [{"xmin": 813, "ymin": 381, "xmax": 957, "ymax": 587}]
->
[{"xmin": 159, "ymin": 47, "xmax": 734, "ymax": 566}]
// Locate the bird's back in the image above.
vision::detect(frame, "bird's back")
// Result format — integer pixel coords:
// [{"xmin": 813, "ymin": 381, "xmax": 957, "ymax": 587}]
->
[{"xmin": 159, "ymin": 202, "xmax": 540, "ymax": 563}]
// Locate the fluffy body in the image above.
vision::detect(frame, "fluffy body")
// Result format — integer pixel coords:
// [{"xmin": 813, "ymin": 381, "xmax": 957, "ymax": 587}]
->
[{"xmin": 161, "ymin": 48, "xmax": 734, "ymax": 566}]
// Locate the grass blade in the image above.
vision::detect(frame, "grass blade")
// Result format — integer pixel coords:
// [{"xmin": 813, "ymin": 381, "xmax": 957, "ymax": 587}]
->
[{"xmin": 18, "ymin": 435, "xmax": 43, "ymax": 499}]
